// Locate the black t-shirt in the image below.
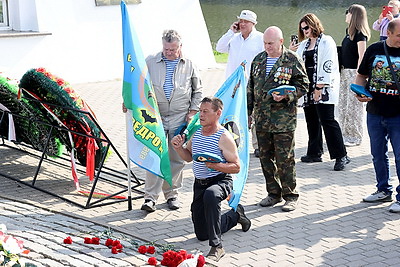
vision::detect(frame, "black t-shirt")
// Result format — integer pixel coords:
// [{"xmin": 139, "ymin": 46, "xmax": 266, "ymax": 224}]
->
[
  {"xmin": 358, "ymin": 41, "xmax": 400, "ymax": 117},
  {"xmin": 341, "ymin": 30, "xmax": 367, "ymax": 69}
]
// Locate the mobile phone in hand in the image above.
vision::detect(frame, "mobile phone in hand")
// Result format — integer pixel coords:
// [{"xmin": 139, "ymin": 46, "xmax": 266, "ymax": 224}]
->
[
  {"xmin": 234, "ymin": 21, "xmax": 240, "ymax": 31},
  {"xmin": 291, "ymin": 34, "xmax": 299, "ymax": 45},
  {"xmin": 382, "ymin": 6, "xmax": 393, "ymax": 17}
]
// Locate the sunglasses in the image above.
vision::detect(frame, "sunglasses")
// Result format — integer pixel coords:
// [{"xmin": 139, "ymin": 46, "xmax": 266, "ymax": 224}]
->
[
  {"xmin": 301, "ymin": 25, "xmax": 310, "ymax": 31},
  {"xmin": 345, "ymin": 9, "xmax": 350, "ymax": 15}
]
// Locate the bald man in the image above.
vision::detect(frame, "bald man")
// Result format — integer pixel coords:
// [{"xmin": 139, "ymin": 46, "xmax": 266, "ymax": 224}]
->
[{"xmin": 247, "ymin": 26, "xmax": 309, "ymax": 212}]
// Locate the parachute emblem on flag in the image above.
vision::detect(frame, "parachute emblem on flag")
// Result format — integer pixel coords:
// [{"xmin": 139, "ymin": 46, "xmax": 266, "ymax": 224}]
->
[{"xmin": 222, "ymin": 115, "xmax": 245, "ymax": 152}]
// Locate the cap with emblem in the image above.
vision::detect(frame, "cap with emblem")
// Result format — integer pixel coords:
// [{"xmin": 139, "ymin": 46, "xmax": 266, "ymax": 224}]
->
[{"xmin": 237, "ymin": 10, "xmax": 257, "ymax": 24}]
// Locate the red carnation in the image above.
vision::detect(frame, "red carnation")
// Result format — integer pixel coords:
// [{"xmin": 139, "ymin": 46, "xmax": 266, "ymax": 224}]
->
[
  {"xmin": 147, "ymin": 245, "xmax": 156, "ymax": 254},
  {"xmin": 91, "ymin": 237, "xmax": 100, "ymax": 245},
  {"xmin": 56, "ymin": 78, "xmax": 65, "ymax": 86},
  {"xmin": 175, "ymin": 254, "xmax": 184, "ymax": 265},
  {"xmin": 138, "ymin": 245, "xmax": 147, "ymax": 254},
  {"xmin": 63, "ymin": 236, "xmax": 73, "ymax": 244},
  {"xmin": 161, "ymin": 258, "xmax": 170, "ymax": 266},
  {"xmin": 197, "ymin": 255, "xmax": 205, "ymax": 267},
  {"xmin": 148, "ymin": 257, "xmax": 158, "ymax": 266},
  {"xmin": 187, "ymin": 254, "xmax": 194, "ymax": 259},
  {"xmin": 112, "ymin": 240, "xmax": 121, "ymax": 246},
  {"xmin": 84, "ymin": 237, "xmax": 92, "ymax": 244},
  {"xmin": 179, "ymin": 250, "xmax": 187, "ymax": 259},
  {"xmin": 111, "ymin": 246, "xmax": 119, "ymax": 254},
  {"xmin": 36, "ymin": 67, "xmax": 46, "ymax": 73},
  {"xmin": 105, "ymin": 238, "xmax": 113, "ymax": 247},
  {"xmin": 115, "ymin": 243, "xmax": 123, "ymax": 250},
  {"xmin": 163, "ymin": 250, "xmax": 174, "ymax": 257}
]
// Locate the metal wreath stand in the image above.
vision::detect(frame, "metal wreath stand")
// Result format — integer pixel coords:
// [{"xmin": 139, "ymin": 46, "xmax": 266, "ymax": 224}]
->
[{"xmin": 0, "ymin": 93, "xmax": 144, "ymax": 210}]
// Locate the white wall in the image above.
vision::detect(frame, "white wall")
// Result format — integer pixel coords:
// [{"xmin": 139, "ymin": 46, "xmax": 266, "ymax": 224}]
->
[{"xmin": 0, "ymin": 0, "xmax": 215, "ymax": 83}]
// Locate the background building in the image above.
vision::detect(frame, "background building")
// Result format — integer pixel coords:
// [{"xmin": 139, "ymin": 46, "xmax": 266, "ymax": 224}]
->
[{"xmin": 0, "ymin": 0, "xmax": 215, "ymax": 83}]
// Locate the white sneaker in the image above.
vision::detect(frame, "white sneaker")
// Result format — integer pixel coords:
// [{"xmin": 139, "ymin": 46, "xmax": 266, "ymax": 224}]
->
[
  {"xmin": 363, "ymin": 191, "xmax": 392, "ymax": 202},
  {"xmin": 389, "ymin": 201, "xmax": 400, "ymax": 213},
  {"xmin": 141, "ymin": 200, "xmax": 156, "ymax": 212}
]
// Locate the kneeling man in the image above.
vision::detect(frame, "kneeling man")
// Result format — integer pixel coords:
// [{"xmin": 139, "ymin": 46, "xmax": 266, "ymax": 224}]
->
[{"xmin": 171, "ymin": 97, "xmax": 251, "ymax": 262}]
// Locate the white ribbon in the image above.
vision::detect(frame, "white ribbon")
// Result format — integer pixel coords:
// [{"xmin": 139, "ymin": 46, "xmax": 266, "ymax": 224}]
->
[{"xmin": 0, "ymin": 103, "xmax": 16, "ymax": 141}]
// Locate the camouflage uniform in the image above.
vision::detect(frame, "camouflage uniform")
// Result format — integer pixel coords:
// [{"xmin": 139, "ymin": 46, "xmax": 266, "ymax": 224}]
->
[{"xmin": 247, "ymin": 46, "xmax": 309, "ymax": 200}]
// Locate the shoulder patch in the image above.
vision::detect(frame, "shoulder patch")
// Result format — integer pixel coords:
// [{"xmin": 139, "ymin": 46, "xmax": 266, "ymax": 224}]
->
[{"xmin": 323, "ymin": 60, "xmax": 333, "ymax": 73}]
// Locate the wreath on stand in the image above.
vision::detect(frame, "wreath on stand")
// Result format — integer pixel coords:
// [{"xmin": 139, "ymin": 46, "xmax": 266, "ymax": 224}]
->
[
  {"xmin": 0, "ymin": 75, "xmax": 64, "ymax": 157},
  {"xmin": 18, "ymin": 68, "xmax": 109, "ymax": 181}
]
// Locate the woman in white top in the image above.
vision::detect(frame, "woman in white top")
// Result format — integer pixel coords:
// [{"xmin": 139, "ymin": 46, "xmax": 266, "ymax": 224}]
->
[{"xmin": 290, "ymin": 13, "xmax": 350, "ymax": 171}]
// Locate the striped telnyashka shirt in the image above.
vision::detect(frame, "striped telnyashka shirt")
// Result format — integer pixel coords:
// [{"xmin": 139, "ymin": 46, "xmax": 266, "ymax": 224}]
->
[
  {"xmin": 163, "ymin": 57, "xmax": 179, "ymax": 100},
  {"xmin": 192, "ymin": 128, "xmax": 226, "ymax": 179}
]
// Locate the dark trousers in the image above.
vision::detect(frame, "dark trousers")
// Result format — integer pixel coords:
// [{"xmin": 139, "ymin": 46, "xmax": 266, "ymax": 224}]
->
[
  {"xmin": 304, "ymin": 104, "xmax": 346, "ymax": 159},
  {"xmin": 191, "ymin": 174, "xmax": 239, "ymax": 247}
]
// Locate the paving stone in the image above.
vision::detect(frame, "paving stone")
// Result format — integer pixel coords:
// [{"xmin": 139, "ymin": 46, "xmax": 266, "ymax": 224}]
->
[{"xmin": 1, "ymin": 67, "xmax": 400, "ymax": 266}]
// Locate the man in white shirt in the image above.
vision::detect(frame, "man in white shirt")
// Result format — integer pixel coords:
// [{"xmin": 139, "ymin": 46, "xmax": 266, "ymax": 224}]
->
[{"xmin": 216, "ymin": 10, "xmax": 264, "ymax": 157}]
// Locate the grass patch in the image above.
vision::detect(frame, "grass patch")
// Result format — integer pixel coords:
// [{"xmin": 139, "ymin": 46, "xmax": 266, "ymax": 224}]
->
[{"xmin": 213, "ymin": 50, "xmax": 228, "ymax": 63}]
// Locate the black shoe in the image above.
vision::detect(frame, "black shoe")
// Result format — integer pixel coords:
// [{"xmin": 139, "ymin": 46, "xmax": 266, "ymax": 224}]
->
[
  {"xmin": 236, "ymin": 204, "xmax": 251, "ymax": 232},
  {"xmin": 300, "ymin": 155, "xmax": 322, "ymax": 163},
  {"xmin": 254, "ymin": 149, "xmax": 260, "ymax": 158},
  {"xmin": 334, "ymin": 156, "xmax": 350, "ymax": 171}
]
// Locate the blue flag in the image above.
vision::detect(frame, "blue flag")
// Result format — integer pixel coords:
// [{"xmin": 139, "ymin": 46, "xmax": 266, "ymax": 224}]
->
[
  {"xmin": 120, "ymin": 1, "xmax": 172, "ymax": 185},
  {"xmin": 186, "ymin": 63, "xmax": 249, "ymax": 210}
]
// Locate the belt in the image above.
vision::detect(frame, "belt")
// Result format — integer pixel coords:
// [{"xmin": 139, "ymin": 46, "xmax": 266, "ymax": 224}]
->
[{"xmin": 194, "ymin": 173, "xmax": 230, "ymax": 186}]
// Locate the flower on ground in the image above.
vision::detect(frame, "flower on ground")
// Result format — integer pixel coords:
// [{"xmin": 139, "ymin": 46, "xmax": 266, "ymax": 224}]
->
[
  {"xmin": 63, "ymin": 236, "xmax": 73, "ymax": 244},
  {"xmin": 111, "ymin": 246, "xmax": 119, "ymax": 254},
  {"xmin": 105, "ymin": 238, "xmax": 113, "ymax": 247},
  {"xmin": 197, "ymin": 255, "xmax": 205, "ymax": 267},
  {"xmin": 83, "ymin": 237, "xmax": 92, "ymax": 244},
  {"xmin": 148, "ymin": 257, "xmax": 158, "ymax": 266},
  {"xmin": 138, "ymin": 245, "xmax": 147, "ymax": 254},
  {"xmin": 147, "ymin": 245, "xmax": 156, "ymax": 254},
  {"xmin": 112, "ymin": 240, "xmax": 120, "ymax": 247},
  {"xmin": 91, "ymin": 237, "xmax": 100, "ymax": 245},
  {"xmin": 0, "ymin": 225, "xmax": 30, "ymax": 266}
]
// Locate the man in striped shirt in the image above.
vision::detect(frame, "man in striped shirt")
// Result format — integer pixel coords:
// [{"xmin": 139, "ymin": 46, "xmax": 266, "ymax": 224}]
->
[
  {"xmin": 141, "ymin": 29, "xmax": 203, "ymax": 212},
  {"xmin": 171, "ymin": 97, "xmax": 251, "ymax": 262}
]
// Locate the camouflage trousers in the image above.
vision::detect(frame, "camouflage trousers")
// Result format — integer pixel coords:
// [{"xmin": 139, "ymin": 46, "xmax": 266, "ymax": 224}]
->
[{"xmin": 256, "ymin": 130, "xmax": 298, "ymax": 200}]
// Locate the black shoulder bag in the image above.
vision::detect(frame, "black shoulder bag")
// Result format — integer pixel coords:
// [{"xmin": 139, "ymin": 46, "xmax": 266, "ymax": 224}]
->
[{"xmin": 383, "ymin": 41, "xmax": 400, "ymax": 91}]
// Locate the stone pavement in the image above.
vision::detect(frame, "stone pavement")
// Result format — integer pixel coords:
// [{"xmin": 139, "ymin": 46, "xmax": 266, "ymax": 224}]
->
[{"xmin": 1, "ymin": 64, "xmax": 400, "ymax": 266}]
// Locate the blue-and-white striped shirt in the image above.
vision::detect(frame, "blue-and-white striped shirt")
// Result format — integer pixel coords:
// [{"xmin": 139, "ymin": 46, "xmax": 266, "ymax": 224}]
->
[
  {"xmin": 192, "ymin": 128, "xmax": 226, "ymax": 179},
  {"xmin": 266, "ymin": 57, "xmax": 279, "ymax": 76},
  {"xmin": 163, "ymin": 56, "xmax": 179, "ymax": 100}
]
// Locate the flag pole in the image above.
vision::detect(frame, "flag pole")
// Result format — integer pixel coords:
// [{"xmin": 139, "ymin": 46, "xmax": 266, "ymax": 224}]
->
[{"xmin": 125, "ymin": 111, "xmax": 133, "ymax": 210}]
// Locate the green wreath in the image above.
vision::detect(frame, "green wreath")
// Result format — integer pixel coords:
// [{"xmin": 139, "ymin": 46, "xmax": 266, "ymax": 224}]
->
[
  {"xmin": 19, "ymin": 68, "xmax": 108, "ymax": 167},
  {"xmin": 0, "ymin": 75, "xmax": 64, "ymax": 156}
]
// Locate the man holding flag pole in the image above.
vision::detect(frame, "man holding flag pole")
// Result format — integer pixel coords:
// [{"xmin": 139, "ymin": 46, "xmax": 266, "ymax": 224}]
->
[
  {"xmin": 120, "ymin": 2, "xmax": 202, "ymax": 212},
  {"xmin": 121, "ymin": 1, "xmax": 202, "ymax": 212},
  {"xmin": 140, "ymin": 29, "xmax": 203, "ymax": 212}
]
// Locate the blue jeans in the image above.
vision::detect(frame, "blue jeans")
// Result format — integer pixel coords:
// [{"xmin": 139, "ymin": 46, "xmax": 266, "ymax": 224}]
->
[{"xmin": 367, "ymin": 113, "xmax": 400, "ymax": 201}]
